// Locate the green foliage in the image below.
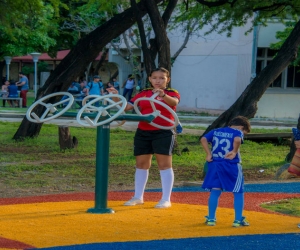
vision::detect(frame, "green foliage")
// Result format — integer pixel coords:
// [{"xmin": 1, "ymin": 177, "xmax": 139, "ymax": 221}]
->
[
  {"xmin": 21, "ymin": 66, "xmax": 34, "ymax": 75},
  {"xmin": 270, "ymin": 18, "xmax": 300, "ymax": 66},
  {"xmin": 38, "ymin": 61, "xmax": 50, "ymax": 72},
  {"xmin": 20, "ymin": 61, "xmax": 50, "ymax": 75},
  {"xmin": 175, "ymin": 0, "xmax": 300, "ymax": 37},
  {"xmin": 2, "ymin": 0, "xmax": 299, "ymax": 61},
  {"xmin": 0, "ymin": 2, "xmax": 58, "ymax": 57}
]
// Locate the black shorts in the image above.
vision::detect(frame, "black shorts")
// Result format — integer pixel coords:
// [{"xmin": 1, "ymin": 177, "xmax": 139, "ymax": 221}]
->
[{"xmin": 134, "ymin": 129, "xmax": 176, "ymax": 156}]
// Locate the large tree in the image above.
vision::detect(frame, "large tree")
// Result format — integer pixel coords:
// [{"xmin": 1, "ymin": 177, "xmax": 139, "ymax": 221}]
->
[
  {"xmin": 192, "ymin": 0, "xmax": 300, "ymax": 135},
  {"xmin": 12, "ymin": 0, "xmax": 300, "ymax": 140},
  {"xmin": 202, "ymin": 19, "xmax": 300, "ymax": 136},
  {"xmin": 13, "ymin": 0, "xmax": 164, "ymax": 140}
]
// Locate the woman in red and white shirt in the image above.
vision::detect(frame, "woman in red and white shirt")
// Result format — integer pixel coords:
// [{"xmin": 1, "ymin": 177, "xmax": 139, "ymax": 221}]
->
[{"xmin": 108, "ymin": 67, "xmax": 180, "ymax": 209}]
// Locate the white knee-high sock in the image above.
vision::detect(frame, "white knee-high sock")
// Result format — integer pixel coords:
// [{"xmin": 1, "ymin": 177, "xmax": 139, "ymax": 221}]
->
[
  {"xmin": 134, "ymin": 168, "xmax": 149, "ymax": 200},
  {"xmin": 160, "ymin": 168, "xmax": 174, "ymax": 202}
]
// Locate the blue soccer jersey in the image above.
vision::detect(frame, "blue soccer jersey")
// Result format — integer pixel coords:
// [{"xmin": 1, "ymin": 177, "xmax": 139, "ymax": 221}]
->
[
  {"xmin": 203, "ymin": 127, "xmax": 244, "ymax": 163},
  {"xmin": 202, "ymin": 127, "xmax": 245, "ymax": 192}
]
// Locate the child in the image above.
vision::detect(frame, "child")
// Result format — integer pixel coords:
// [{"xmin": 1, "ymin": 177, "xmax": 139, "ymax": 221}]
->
[
  {"xmin": 294, "ymin": 139, "xmax": 300, "ymax": 229},
  {"xmin": 104, "ymin": 81, "xmax": 114, "ymax": 94},
  {"xmin": 200, "ymin": 116, "xmax": 251, "ymax": 227},
  {"xmin": 108, "ymin": 67, "xmax": 180, "ymax": 208},
  {"xmin": 1, "ymin": 80, "xmax": 10, "ymax": 107},
  {"xmin": 112, "ymin": 78, "xmax": 120, "ymax": 93}
]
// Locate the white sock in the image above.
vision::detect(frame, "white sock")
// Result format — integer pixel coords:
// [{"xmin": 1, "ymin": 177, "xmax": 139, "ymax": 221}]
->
[
  {"xmin": 134, "ymin": 168, "xmax": 149, "ymax": 200},
  {"xmin": 160, "ymin": 168, "xmax": 174, "ymax": 202}
]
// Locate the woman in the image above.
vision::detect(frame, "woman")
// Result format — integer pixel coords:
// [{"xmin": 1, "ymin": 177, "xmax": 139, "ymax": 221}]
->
[
  {"xmin": 122, "ymin": 74, "xmax": 135, "ymax": 101},
  {"xmin": 108, "ymin": 67, "xmax": 180, "ymax": 208}
]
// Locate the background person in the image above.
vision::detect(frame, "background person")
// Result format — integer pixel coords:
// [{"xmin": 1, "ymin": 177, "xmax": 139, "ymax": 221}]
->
[
  {"xmin": 76, "ymin": 81, "xmax": 87, "ymax": 108},
  {"xmin": 104, "ymin": 82, "xmax": 114, "ymax": 95},
  {"xmin": 16, "ymin": 72, "xmax": 29, "ymax": 108},
  {"xmin": 112, "ymin": 78, "xmax": 120, "ymax": 93},
  {"xmin": 86, "ymin": 75, "xmax": 104, "ymax": 96},
  {"xmin": 1, "ymin": 80, "xmax": 9, "ymax": 107},
  {"xmin": 200, "ymin": 116, "xmax": 251, "ymax": 227},
  {"xmin": 122, "ymin": 74, "xmax": 135, "ymax": 101},
  {"xmin": 85, "ymin": 75, "xmax": 104, "ymax": 107},
  {"xmin": 108, "ymin": 67, "xmax": 180, "ymax": 209},
  {"xmin": 7, "ymin": 80, "xmax": 19, "ymax": 107},
  {"xmin": 60, "ymin": 83, "xmax": 79, "ymax": 108},
  {"xmin": 292, "ymin": 138, "xmax": 300, "ymax": 229}
]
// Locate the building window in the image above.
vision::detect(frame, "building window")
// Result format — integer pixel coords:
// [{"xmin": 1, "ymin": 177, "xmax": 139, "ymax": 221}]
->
[
  {"xmin": 287, "ymin": 65, "xmax": 300, "ymax": 88},
  {"xmin": 256, "ymin": 47, "xmax": 300, "ymax": 89}
]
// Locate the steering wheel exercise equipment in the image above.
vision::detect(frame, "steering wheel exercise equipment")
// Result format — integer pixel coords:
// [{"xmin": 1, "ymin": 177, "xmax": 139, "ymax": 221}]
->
[
  {"xmin": 76, "ymin": 93, "xmax": 127, "ymax": 127},
  {"xmin": 26, "ymin": 92, "xmax": 74, "ymax": 123},
  {"xmin": 25, "ymin": 91, "xmax": 179, "ymax": 214},
  {"xmin": 133, "ymin": 92, "xmax": 179, "ymax": 130}
]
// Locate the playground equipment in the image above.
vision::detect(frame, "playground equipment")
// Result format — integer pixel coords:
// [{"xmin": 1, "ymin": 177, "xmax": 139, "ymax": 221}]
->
[
  {"xmin": 26, "ymin": 92, "xmax": 74, "ymax": 123},
  {"xmin": 26, "ymin": 91, "xmax": 178, "ymax": 214}
]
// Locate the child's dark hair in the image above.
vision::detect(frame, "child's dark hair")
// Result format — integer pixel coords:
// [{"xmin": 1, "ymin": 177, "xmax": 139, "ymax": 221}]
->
[
  {"xmin": 150, "ymin": 67, "xmax": 170, "ymax": 77},
  {"xmin": 228, "ymin": 116, "xmax": 251, "ymax": 133}
]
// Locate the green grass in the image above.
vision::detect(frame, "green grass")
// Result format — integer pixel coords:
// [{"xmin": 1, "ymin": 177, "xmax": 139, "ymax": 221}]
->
[
  {"xmin": 0, "ymin": 114, "xmax": 297, "ymax": 216},
  {"xmin": 261, "ymin": 198, "xmax": 300, "ymax": 217},
  {"xmin": 0, "ymin": 121, "xmax": 291, "ymax": 192}
]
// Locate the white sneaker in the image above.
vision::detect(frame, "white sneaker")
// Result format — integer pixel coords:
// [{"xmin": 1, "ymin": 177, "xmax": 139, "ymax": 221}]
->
[
  {"xmin": 123, "ymin": 197, "xmax": 144, "ymax": 206},
  {"xmin": 154, "ymin": 200, "xmax": 171, "ymax": 208}
]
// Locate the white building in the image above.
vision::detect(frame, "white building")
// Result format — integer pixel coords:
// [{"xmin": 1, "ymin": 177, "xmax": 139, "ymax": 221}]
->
[{"xmin": 109, "ymin": 19, "xmax": 300, "ymax": 119}]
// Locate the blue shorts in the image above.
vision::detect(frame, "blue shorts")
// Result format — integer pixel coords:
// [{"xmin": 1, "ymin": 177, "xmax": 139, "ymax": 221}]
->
[{"xmin": 202, "ymin": 160, "xmax": 244, "ymax": 193}]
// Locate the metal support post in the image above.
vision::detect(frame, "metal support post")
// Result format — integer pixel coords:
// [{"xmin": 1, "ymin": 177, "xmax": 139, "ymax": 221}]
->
[{"xmin": 87, "ymin": 124, "xmax": 114, "ymax": 214}]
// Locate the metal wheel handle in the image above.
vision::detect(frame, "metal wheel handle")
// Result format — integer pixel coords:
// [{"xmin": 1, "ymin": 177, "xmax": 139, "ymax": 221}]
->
[
  {"xmin": 26, "ymin": 92, "xmax": 74, "ymax": 123},
  {"xmin": 76, "ymin": 93, "xmax": 127, "ymax": 127},
  {"xmin": 133, "ymin": 92, "xmax": 179, "ymax": 129},
  {"xmin": 81, "ymin": 95, "xmax": 126, "ymax": 126}
]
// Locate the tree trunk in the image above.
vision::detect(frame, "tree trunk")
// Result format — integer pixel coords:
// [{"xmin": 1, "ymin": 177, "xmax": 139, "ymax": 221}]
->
[
  {"xmin": 146, "ymin": 0, "xmax": 178, "ymax": 75},
  {"xmin": 93, "ymin": 48, "xmax": 109, "ymax": 75},
  {"xmin": 133, "ymin": 0, "xmax": 177, "ymax": 81},
  {"xmin": 110, "ymin": 70, "xmax": 119, "ymax": 81},
  {"xmin": 58, "ymin": 126, "xmax": 78, "ymax": 150},
  {"xmin": 13, "ymin": 0, "xmax": 163, "ymax": 140},
  {"xmin": 201, "ymin": 19, "xmax": 300, "ymax": 138},
  {"xmin": 0, "ymin": 61, "xmax": 5, "ymax": 80}
]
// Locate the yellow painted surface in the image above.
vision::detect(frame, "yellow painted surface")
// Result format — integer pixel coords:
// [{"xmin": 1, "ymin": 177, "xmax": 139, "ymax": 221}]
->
[{"xmin": 0, "ymin": 201, "xmax": 299, "ymax": 248}]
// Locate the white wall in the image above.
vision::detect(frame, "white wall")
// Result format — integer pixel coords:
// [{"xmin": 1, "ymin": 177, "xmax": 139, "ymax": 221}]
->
[
  {"xmin": 110, "ymin": 20, "xmax": 300, "ymax": 119},
  {"xmin": 256, "ymin": 92, "xmax": 300, "ymax": 118},
  {"xmin": 257, "ymin": 21, "xmax": 286, "ymax": 47},
  {"xmin": 170, "ymin": 22, "xmax": 253, "ymax": 113},
  {"xmin": 108, "ymin": 49, "xmax": 133, "ymax": 89}
]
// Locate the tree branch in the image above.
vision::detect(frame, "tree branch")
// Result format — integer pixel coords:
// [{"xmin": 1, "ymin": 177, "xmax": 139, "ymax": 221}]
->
[{"xmin": 172, "ymin": 20, "xmax": 197, "ymax": 62}]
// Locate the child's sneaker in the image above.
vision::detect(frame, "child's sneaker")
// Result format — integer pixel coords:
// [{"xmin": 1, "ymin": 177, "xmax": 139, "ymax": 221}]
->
[
  {"xmin": 204, "ymin": 216, "xmax": 216, "ymax": 226},
  {"xmin": 232, "ymin": 216, "xmax": 250, "ymax": 227},
  {"xmin": 123, "ymin": 197, "xmax": 144, "ymax": 206},
  {"xmin": 154, "ymin": 200, "xmax": 171, "ymax": 208}
]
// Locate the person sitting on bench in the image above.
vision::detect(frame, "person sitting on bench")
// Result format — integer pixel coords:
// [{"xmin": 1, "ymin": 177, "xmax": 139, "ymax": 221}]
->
[
  {"xmin": 7, "ymin": 80, "xmax": 19, "ymax": 107},
  {"xmin": 1, "ymin": 80, "xmax": 9, "ymax": 107},
  {"xmin": 61, "ymin": 83, "xmax": 79, "ymax": 107}
]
